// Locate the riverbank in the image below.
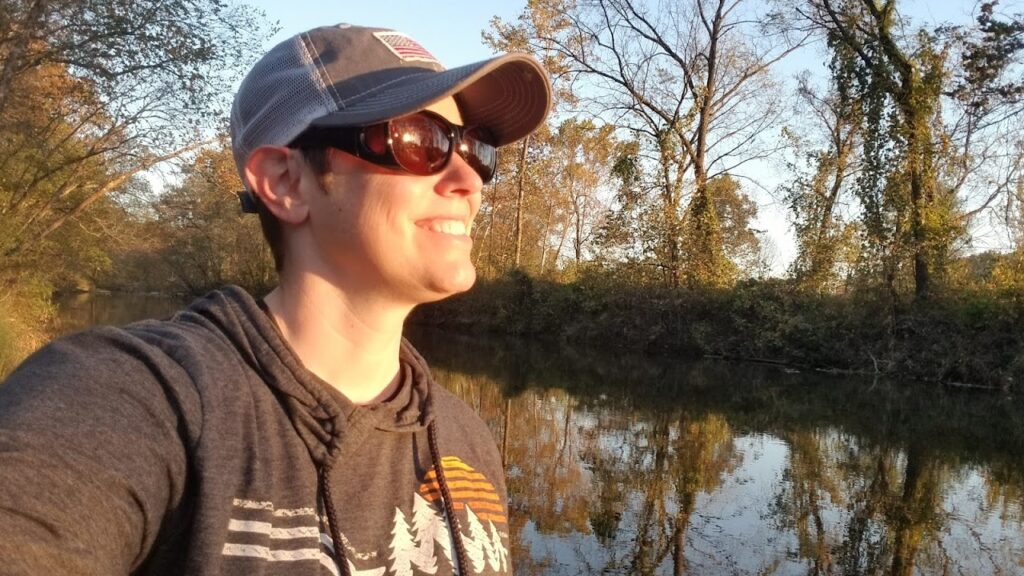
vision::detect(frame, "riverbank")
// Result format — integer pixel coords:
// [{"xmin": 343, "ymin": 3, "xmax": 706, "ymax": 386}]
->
[
  {"xmin": 0, "ymin": 287, "xmax": 188, "ymax": 379},
  {"xmin": 411, "ymin": 271, "xmax": 1024, "ymax": 391},
  {"xmin": 0, "ymin": 279, "xmax": 55, "ymax": 376},
  {"xmin": 6, "ymin": 274, "xmax": 1021, "ymax": 391}
]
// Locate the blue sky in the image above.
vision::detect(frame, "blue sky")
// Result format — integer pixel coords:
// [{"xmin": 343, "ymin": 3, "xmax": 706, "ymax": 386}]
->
[{"xmin": 247, "ymin": 1, "xmax": 527, "ymax": 66}]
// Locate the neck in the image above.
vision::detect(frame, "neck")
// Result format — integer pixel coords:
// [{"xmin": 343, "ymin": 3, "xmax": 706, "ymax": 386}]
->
[{"xmin": 263, "ymin": 272, "xmax": 413, "ymax": 404}]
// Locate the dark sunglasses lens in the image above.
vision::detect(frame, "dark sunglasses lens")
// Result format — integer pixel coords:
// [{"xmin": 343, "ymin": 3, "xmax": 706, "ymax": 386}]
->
[
  {"xmin": 361, "ymin": 124, "xmax": 390, "ymax": 157},
  {"xmin": 389, "ymin": 115, "xmax": 451, "ymax": 175},
  {"xmin": 460, "ymin": 128, "xmax": 497, "ymax": 183}
]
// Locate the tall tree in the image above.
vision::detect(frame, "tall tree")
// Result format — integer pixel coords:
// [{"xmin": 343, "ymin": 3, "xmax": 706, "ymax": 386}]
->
[
  {"xmin": 551, "ymin": 118, "xmax": 620, "ymax": 268},
  {"xmin": 471, "ymin": 124, "xmax": 560, "ymax": 277},
  {"xmin": 798, "ymin": 0, "xmax": 1024, "ymax": 299},
  {"xmin": 782, "ymin": 75, "xmax": 863, "ymax": 292},
  {"xmin": 495, "ymin": 0, "xmax": 806, "ymax": 286},
  {"xmin": 484, "ymin": 2, "xmax": 576, "ymax": 274}
]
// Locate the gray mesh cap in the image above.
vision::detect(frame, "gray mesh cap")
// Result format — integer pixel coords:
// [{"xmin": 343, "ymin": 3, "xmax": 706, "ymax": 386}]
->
[{"xmin": 230, "ymin": 23, "xmax": 552, "ymax": 186}]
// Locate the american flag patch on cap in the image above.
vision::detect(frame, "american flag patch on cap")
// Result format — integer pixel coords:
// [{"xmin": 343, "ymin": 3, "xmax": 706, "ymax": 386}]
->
[{"xmin": 373, "ymin": 32, "xmax": 439, "ymax": 65}]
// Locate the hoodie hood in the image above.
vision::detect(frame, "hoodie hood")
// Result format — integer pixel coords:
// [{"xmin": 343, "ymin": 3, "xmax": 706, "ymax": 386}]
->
[{"xmin": 178, "ymin": 286, "xmax": 435, "ymax": 465}]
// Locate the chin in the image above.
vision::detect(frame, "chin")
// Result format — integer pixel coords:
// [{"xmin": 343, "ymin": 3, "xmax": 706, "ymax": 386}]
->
[{"xmin": 423, "ymin": 266, "xmax": 477, "ymax": 303}]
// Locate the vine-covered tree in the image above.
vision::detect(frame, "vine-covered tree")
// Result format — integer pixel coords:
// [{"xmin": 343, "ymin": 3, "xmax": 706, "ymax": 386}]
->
[
  {"xmin": 797, "ymin": 0, "xmax": 1024, "ymax": 300},
  {"xmin": 781, "ymin": 75, "xmax": 862, "ymax": 292}
]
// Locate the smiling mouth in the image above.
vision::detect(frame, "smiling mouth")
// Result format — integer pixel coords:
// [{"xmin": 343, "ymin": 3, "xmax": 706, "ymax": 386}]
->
[{"xmin": 420, "ymin": 219, "xmax": 472, "ymax": 236}]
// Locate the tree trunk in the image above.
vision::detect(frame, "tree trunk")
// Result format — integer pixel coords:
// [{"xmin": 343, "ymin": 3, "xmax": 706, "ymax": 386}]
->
[
  {"xmin": 514, "ymin": 136, "xmax": 530, "ymax": 268},
  {"xmin": 501, "ymin": 398, "xmax": 512, "ymax": 468},
  {"xmin": 0, "ymin": 0, "xmax": 48, "ymax": 118}
]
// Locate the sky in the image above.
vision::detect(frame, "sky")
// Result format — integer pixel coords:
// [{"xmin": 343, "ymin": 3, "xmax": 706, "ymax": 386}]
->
[
  {"xmin": 242, "ymin": 0, "xmax": 1013, "ymax": 273},
  {"xmin": 247, "ymin": 1, "xmax": 526, "ymax": 66}
]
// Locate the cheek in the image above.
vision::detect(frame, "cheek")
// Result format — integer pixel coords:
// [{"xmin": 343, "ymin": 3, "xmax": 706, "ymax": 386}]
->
[
  {"xmin": 307, "ymin": 186, "xmax": 364, "ymax": 256},
  {"xmin": 365, "ymin": 187, "xmax": 418, "ymax": 232},
  {"xmin": 357, "ymin": 197, "xmax": 402, "ymax": 236}
]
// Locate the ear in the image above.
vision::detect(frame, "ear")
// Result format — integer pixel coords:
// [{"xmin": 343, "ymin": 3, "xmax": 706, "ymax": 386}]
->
[{"xmin": 243, "ymin": 146, "xmax": 311, "ymax": 225}]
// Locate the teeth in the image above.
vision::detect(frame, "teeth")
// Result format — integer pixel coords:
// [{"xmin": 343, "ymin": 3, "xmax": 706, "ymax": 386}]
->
[{"xmin": 428, "ymin": 220, "xmax": 468, "ymax": 236}]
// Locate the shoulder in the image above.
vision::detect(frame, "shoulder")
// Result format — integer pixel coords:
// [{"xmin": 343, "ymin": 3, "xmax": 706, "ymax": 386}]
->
[
  {"xmin": 0, "ymin": 287, "xmax": 276, "ymax": 453},
  {"xmin": 85, "ymin": 285, "xmax": 270, "ymax": 386},
  {"xmin": 0, "ymin": 286, "xmax": 263, "ymax": 426},
  {"xmin": 0, "ymin": 322, "xmax": 206, "ymax": 435},
  {"xmin": 6, "ymin": 323, "xmax": 193, "ymax": 389}
]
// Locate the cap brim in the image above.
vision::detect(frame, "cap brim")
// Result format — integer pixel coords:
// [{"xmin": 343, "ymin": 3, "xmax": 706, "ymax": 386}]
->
[{"xmin": 308, "ymin": 54, "xmax": 551, "ymax": 147}]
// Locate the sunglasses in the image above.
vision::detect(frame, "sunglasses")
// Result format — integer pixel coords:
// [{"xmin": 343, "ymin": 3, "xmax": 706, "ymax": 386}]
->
[{"xmin": 290, "ymin": 111, "xmax": 498, "ymax": 183}]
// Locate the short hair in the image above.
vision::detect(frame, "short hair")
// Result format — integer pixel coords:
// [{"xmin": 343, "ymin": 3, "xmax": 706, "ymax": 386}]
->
[{"xmin": 254, "ymin": 146, "xmax": 331, "ymax": 273}]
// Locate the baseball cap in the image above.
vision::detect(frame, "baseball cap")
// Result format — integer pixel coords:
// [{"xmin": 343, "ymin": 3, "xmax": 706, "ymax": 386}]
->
[{"xmin": 230, "ymin": 23, "xmax": 552, "ymax": 194}]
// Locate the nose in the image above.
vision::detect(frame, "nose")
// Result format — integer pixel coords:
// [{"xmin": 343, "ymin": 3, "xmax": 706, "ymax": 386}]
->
[{"xmin": 435, "ymin": 148, "xmax": 484, "ymax": 199}]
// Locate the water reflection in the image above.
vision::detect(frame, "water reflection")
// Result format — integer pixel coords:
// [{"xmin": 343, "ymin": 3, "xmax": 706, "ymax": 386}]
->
[
  {"xmin": 53, "ymin": 292, "xmax": 186, "ymax": 336},
  {"xmin": 408, "ymin": 327, "xmax": 1024, "ymax": 575}
]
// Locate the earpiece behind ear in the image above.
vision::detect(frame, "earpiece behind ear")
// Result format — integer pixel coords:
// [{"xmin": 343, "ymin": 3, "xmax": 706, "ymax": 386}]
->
[{"xmin": 237, "ymin": 190, "xmax": 259, "ymax": 213}]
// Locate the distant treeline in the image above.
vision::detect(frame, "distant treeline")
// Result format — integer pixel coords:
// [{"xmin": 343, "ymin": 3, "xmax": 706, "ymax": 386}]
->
[{"xmin": 413, "ymin": 270, "xmax": 1024, "ymax": 391}]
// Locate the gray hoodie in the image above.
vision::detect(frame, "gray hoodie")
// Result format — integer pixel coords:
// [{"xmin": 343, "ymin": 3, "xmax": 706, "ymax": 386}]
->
[{"xmin": 0, "ymin": 287, "xmax": 510, "ymax": 575}]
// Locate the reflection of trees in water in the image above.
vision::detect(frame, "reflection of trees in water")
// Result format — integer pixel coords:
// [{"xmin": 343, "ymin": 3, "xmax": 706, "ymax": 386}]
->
[
  {"xmin": 534, "ymin": 403, "xmax": 739, "ymax": 575},
  {"xmin": 772, "ymin": 429, "xmax": 843, "ymax": 574},
  {"xmin": 984, "ymin": 460, "xmax": 1024, "ymax": 527},
  {"xmin": 771, "ymin": 429, "xmax": 956, "ymax": 576},
  {"xmin": 668, "ymin": 414, "xmax": 738, "ymax": 575},
  {"xmin": 435, "ymin": 365, "xmax": 743, "ymax": 574},
  {"xmin": 832, "ymin": 442, "xmax": 949, "ymax": 576},
  {"xmin": 415, "ymin": 329, "xmax": 1024, "ymax": 575},
  {"xmin": 623, "ymin": 417, "xmax": 674, "ymax": 575},
  {"xmin": 505, "ymin": 390, "xmax": 591, "ymax": 536}
]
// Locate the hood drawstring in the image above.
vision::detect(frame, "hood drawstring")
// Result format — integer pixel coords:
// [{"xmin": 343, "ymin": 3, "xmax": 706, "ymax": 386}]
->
[
  {"xmin": 319, "ymin": 460, "xmax": 350, "ymax": 576},
  {"xmin": 428, "ymin": 420, "xmax": 470, "ymax": 575},
  {"xmin": 319, "ymin": 420, "xmax": 470, "ymax": 576}
]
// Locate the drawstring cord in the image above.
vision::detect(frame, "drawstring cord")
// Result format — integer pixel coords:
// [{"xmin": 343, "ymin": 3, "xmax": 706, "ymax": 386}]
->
[
  {"xmin": 428, "ymin": 420, "xmax": 470, "ymax": 575},
  {"xmin": 319, "ymin": 460, "xmax": 351, "ymax": 576},
  {"xmin": 319, "ymin": 420, "xmax": 469, "ymax": 576}
]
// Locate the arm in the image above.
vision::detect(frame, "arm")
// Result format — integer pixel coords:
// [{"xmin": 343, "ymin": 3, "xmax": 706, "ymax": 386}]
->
[{"xmin": 0, "ymin": 327, "xmax": 199, "ymax": 575}]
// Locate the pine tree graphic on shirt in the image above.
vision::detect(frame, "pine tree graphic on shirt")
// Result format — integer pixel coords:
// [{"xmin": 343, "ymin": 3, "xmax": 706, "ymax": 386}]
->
[
  {"xmin": 463, "ymin": 506, "xmax": 487, "ymax": 573},
  {"xmin": 410, "ymin": 493, "xmax": 444, "ymax": 572},
  {"xmin": 389, "ymin": 508, "xmax": 417, "ymax": 576},
  {"xmin": 479, "ymin": 518, "xmax": 501, "ymax": 572},
  {"xmin": 488, "ymin": 520, "xmax": 508, "ymax": 573},
  {"xmin": 385, "ymin": 491, "xmax": 507, "ymax": 575}
]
